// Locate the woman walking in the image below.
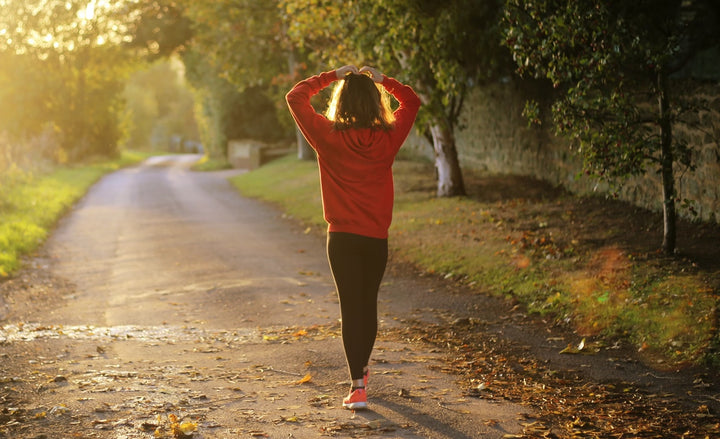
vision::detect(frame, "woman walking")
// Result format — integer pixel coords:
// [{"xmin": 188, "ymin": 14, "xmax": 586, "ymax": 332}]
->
[{"xmin": 286, "ymin": 65, "xmax": 421, "ymax": 409}]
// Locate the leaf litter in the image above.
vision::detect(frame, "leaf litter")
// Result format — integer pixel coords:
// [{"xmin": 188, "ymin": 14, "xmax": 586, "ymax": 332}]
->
[
  {"xmin": 384, "ymin": 319, "xmax": 720, "ymax": 438},
  {"xmin": 2, "ymin": 313, "xmax": 717, "ymax": 438}
]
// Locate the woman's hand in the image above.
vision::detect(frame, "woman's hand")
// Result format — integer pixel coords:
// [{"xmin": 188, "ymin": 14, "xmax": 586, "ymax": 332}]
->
[
  {"xmin": 359, "ymin": 66, "xmax": 383, "ymax": 83},
  {"xmin": 336, "ymin": 65, "xmax": 359, "ymax": 79}
]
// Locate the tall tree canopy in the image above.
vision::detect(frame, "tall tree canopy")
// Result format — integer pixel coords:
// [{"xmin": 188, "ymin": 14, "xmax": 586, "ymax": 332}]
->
[
  {"xmin": 282, "ymin": 0, "xmax": 510, "ymax": 197},
  {"xmin": 0, "ymin": 0, "xmax": 144, "ymax": 160},
  {"xmin": 178, "ymin": 0, "xmax": 298, "ymax": 158},
  {"xmin": 503, "ymin": 0, "xmax": 720, "ymax": 253},
  {"xmin": 180, "ymin": 0, "xmax": 286, "ymax": 89}
]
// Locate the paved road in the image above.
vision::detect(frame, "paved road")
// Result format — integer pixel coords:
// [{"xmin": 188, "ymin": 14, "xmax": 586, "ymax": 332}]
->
[{"xmin": 0, "ymin": 155, "xmax": 528, "ymax": 438}]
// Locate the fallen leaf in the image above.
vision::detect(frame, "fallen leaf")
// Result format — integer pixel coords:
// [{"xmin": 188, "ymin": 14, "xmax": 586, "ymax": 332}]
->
[
  {"xmin": 559, "ymin": 337, "xmax": 599, "ymax": 354},
  {"xmin": 295, "ymin": 373, "xmax": 312, "ymax": 385},
  {"xmin": 177, "ymin": 420, "xmax": 198, "ymax": 435},
  {"xmin": 140, "ymin": 422, "xmax": 158, "ymax": 432}
]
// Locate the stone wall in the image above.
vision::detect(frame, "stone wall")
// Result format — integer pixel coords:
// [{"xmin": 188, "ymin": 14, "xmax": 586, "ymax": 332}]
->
[
  {"xmin": 671, "ymin": 82, "xmax": 720, "ymax": 223},
  {"xmin": 405, "ymin": 79, "xmax": 720, "ymax": 224}
]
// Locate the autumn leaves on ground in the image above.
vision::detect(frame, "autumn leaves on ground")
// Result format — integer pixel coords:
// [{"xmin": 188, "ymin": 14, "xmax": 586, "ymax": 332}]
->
[{"xmin": 232, "ymin": 155, "xmax": 720, "ymax": 438}]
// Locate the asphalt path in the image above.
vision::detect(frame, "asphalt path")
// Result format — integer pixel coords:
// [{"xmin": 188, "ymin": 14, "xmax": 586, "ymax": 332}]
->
[{"xmin": 0, "ymin": 155, "xmax": 530, "ymax": 438}]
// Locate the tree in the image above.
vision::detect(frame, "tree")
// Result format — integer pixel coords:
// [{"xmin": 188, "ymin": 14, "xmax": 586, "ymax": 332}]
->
[
  {"xmin": 123, "ymin": 0, "xmax": 193, "ymax": 60},
  {"xmin": 123, "ymin": 58, "xmax": 198, "ymax": 151},
  {"xmin": 182, "ymin": 48, "xmax": 288, "ymax": 158},
  {"xmin": 179, "ymin": 0, "xmax": 303, "ymax": 158},
  {"xmin": 503, "ymin": 0, "xmax": 720, "ymax": 253},
  {"xmin": 0, "ymin": 0, "xmax": 139, "ymax": 160},
  {"xmin": 282, "ymin": 0, "xmax": 509, "ymax": 197}
]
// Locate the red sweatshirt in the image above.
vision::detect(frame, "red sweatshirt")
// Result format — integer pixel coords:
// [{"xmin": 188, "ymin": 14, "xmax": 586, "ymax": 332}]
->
[{"xmin": 286, "ymin": 70, "xmax": 421, "ymax": 239}]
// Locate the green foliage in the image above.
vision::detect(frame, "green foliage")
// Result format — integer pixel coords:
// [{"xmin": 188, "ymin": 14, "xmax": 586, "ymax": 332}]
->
[
  {"xmin": 182, "ymin": 49, "xmax": 288, "ymax": 159},
  {"xmin": 123, "ymin": 58, "xmax": 198, "ymax": 151},
  {"xmin": 502, "ymin": 0, "xmax": 720, "ymax": 180},
  {"xmin": 503, "ymin": 0, "xmax": 674, "ymax": 179},
  {"xmin": 124, "ymin": 0, "xmax": 193, "ymax": 60},
  {"xmin": 282, "ymin": 0, "xmax": 508, "ymax": 131},
  {"xmin": 0, "ymin": 52, "xmax": 53, "ymax": 139},
  {"xmin": 281, "ymin": 0, "xmax": 511, "ymax": 196},
  {"xmin": 0, "ymin": 0, "xmax": 139, "ymax": 161},
  {"xmin": 181, "ymin": 0, "xmax": 287, "ymax": 90},
  {"xmin": 502, "ymin": 0, "xmax": 720, "ymax": 252},
  {"xmin": 178, "ymin": 1, "xmax": 295, "ymax": 157}
]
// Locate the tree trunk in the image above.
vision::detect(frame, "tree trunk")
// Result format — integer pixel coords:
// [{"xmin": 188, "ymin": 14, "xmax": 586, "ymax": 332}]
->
[
  {"xmin": 393, "ymin": 53, "xmax": 466, "ymax": 196},
  {"xmin": 296, "ymin": 128, "xmax": 314, "ymax": 160},
  {"xmin": 430, "ymin": 121, "xmax": 466, "ymax": 197},
  {"xmin": 658, "ymin": 71, "xmax": 676, "ymax": 254},
  {"xmin": 285, "ymin": 39, "xmax": 315, "ymax": 161}
]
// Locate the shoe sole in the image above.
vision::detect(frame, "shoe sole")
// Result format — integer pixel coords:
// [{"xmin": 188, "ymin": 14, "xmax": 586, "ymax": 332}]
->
[{"xmin": 343, "ymin": 401, "xmax": 367, "ymax": 410}]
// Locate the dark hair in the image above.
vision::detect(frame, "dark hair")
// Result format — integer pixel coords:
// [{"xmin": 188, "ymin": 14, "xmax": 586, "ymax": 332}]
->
[{"xmin": 326, "ymin": 73, "xmax": 394, "ymax": 130}]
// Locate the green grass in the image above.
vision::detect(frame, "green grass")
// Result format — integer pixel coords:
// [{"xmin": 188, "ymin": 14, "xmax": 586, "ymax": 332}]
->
[
  {"xmin": 0, "ymin": 150, "xmax": 151, "ymax": 276},
  {"xmin": 228, "ymin": 155, "xmax": 720, "ymax": 368},
  {"xmin": 230, "ymin": 155, "xmax": 325, "ymax": 228},
  {"xmin": 191, "ymin": 155, "xmax": 233, "ymax": 172}
]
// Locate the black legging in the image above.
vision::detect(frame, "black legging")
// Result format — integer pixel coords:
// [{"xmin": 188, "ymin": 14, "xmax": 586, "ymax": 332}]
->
[{"xmin": 327, "ymin": 232, "xmax": 388, "ymax": 380}]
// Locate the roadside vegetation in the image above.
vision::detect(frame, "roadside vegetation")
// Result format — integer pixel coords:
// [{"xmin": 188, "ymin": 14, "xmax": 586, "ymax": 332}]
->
[
  {"xmin": 190, "ymin": 155, "xmax": 233, "ymax": 172},
  {"xmin": 231, "ymin": 154, "xmax": 720, "ymax": 369},
  {"xmin": 0, "ymin": 151, "xmax": 151, "ymax": 277}
]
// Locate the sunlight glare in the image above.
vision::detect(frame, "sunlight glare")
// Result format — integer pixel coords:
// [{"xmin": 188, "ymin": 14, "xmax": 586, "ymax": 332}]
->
[{"xmin": 79, "ymin": 2, "xmax": 95, "ymax": 21}]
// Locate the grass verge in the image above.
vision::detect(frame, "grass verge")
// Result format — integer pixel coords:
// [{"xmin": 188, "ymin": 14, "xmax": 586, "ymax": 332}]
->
[
  {"xmin": 230, "ymin": 155, "xmax": 324, "ymax": 227},
  {"xmin": 191, "ymin": 155, "xmax": 233, "ymax": 172},
  {"xmin": 230, "ymin": 154, "xmax": 720, "ymax": 368},
  {"xmin": 0, "ymin": 150, "xmax": 151, "ymax": 277}
]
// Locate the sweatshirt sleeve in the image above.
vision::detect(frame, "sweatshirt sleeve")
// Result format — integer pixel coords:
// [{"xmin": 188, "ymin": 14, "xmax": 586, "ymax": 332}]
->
[
  {"xmin": 380, "ymin": 76, "xmax": 422, "ymax": 148},
  {"xmin": 285, "ymin": 70, "xmax": 338, "ymax": 150}
]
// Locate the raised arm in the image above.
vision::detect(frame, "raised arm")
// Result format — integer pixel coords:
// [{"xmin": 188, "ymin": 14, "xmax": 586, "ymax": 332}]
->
[
  {"xmin": 362, "ymin": 66, "xmax": 421, "ymax": 146},
  {"xmin": 285, "ymin": 70, "xmax": 338, "ymax": 148},
  {"xmin": 285, "ymin": 65, "xmax": 362, "ymax": 148},
  {"xmin": 360, "ymin": 65, "xmax": 421, "ymax": 121}
]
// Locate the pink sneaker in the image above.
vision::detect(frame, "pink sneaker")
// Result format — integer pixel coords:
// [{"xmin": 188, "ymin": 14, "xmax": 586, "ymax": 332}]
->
[{"xmin": 342, "ymin": 388, "xmax": 367, "ymax": 410}]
